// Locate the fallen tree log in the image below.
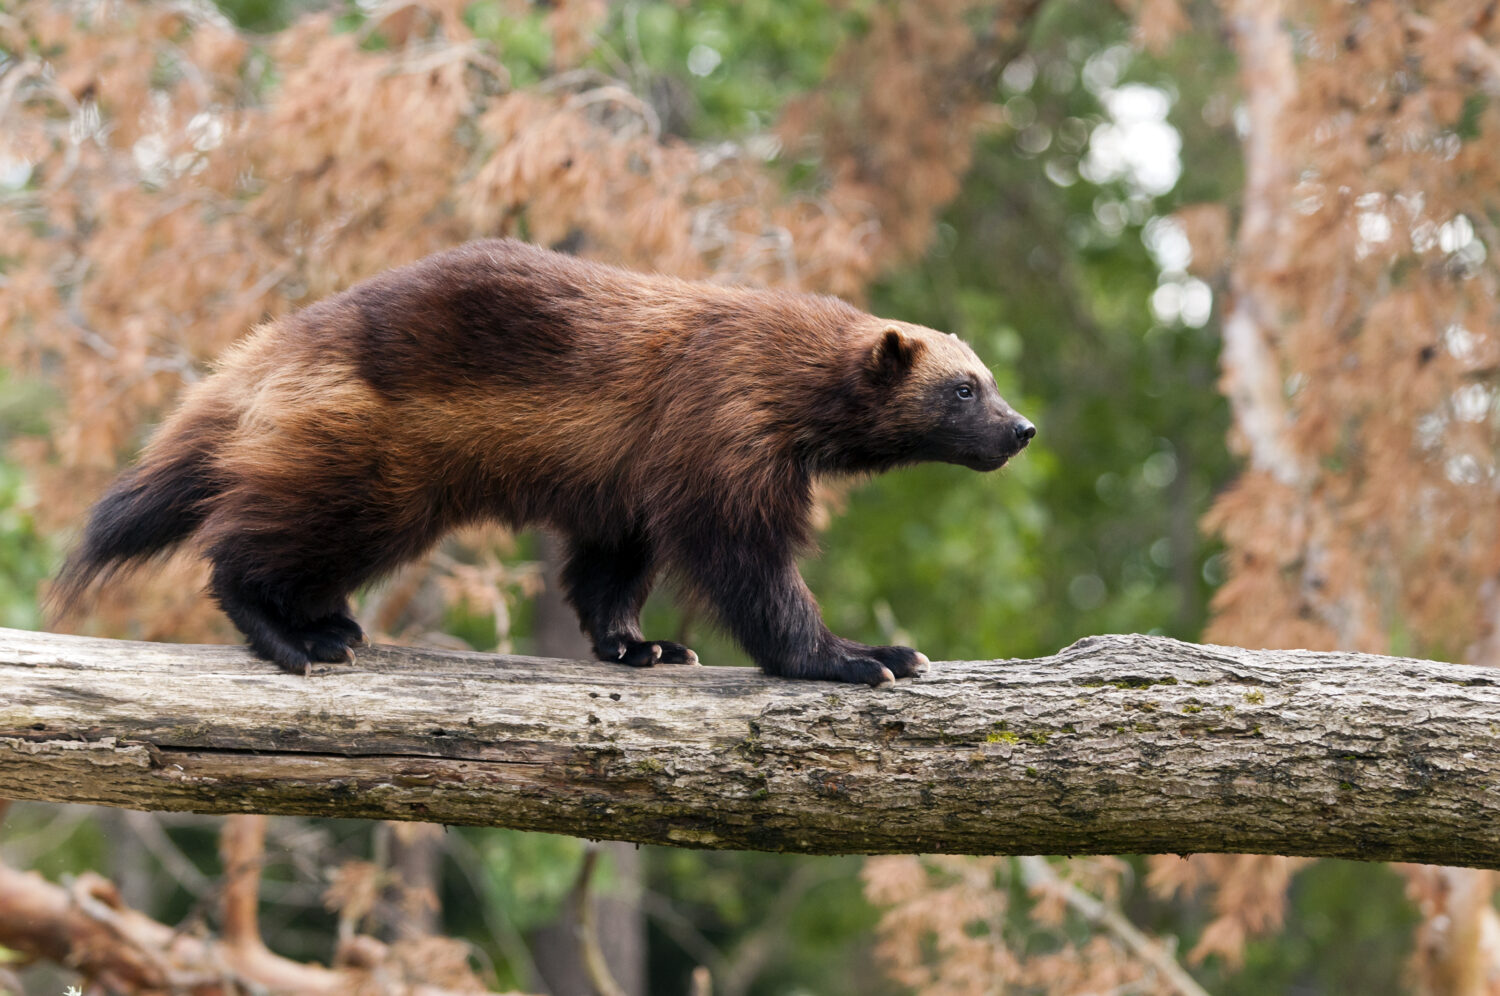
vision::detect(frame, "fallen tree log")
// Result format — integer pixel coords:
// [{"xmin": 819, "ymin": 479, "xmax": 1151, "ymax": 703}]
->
[{"xmin": 3, "ymin": 626, "xmax": 1499, "ymax": 867}]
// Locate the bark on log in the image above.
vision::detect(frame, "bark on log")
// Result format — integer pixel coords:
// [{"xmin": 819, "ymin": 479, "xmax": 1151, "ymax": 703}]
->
[{"xmin": 4, "ymin": 626, "xmax": 1500, "ymax": 868}]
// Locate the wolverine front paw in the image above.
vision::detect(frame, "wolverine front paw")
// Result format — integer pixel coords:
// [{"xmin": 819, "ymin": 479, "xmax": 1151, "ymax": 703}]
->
[
  {"xmin": 865, "ymin": 644, "xmax": 930, "ymax": 679},
  {"xmin": 594, "ymin": 636, "xmax": 700, "ymax": 668},
  {"xmin": 800, "ymin": 640, "xmax": 930, "ymax": 687}
]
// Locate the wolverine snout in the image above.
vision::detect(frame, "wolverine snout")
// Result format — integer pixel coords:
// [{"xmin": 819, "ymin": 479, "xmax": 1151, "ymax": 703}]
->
[
  {"xmin": 988, "ymin": 401, "xmax": 1034, "ymax": 452},
  {"xmin": 976, "ymin": 412, "xmax": 1034, "ymax": 470},
  {"xmin": 991, "ymin": 413, "xmax": 1034, "ymax": 462}
]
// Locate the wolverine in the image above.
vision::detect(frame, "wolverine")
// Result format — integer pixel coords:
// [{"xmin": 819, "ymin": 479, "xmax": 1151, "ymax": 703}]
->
[{"xmin": 52, "ymin": 239, "xmax": 1034, "ymax": 686}]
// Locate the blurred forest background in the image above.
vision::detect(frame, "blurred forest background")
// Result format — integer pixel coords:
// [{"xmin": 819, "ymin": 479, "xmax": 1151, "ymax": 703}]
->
[{"xmin": 2, "ymin": 0, "xmax": 1500, "ymax": 992}]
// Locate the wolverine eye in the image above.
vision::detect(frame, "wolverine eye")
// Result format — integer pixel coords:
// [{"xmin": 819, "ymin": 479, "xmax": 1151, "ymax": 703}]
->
[{"xmin": 955, "ymin": 383, "xmax": 975, "ymax": 400}]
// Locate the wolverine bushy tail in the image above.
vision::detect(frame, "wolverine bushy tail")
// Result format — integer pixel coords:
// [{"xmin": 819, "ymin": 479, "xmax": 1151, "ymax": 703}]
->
[{"xmin": 50, "ymin": 440, "xmax": 221, "ymax": 620}]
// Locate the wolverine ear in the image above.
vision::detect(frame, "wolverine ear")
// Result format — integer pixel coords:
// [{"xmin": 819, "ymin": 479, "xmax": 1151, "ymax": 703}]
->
[{"xmin": 867, "ymin": 328, "xmax": 923, "ymax": 383}]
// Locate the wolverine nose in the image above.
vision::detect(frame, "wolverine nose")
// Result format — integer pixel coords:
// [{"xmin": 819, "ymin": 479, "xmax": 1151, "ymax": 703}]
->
[{"xmin": 1013, "ymin": 418, "xmax": 1036, "ymax": 447}]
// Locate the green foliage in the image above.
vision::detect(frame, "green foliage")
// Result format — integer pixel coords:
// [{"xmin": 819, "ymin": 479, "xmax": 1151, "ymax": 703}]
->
[
  {"xmin": 0, "ymin": 373, "xmax": 54, "ymax": 629},
  {"xmin": 213, "ymin": 0, "xmax": 310, "ymax": 32},
  {"xmin": 608, "ymin": 0, "xmax": 858, "ymax": 136},
  {"xmin": 1209, "ymin": 860, "xmax": 1419, "ymax": 996},
  {"xmin": 812, "ymin": 445, "xmax": 1048, "ymax": 662},
  {"xmin": 646, "ymin": 851, "xmax": 898, "ymax": 996},
  {"xmin": 443, "ymin": 598, "xmax": 502, "ymax": 653},
  {"xmin": 461, "ymin": 0, "xmax": 863, "ymax": 138},
  {"xmin": 465, "ymin": 829, "xmax": 585, "ymax": 932},
  {"xmin": 467, "ymin": 3, "xmax": 552, "ymax": 87},
  {"xmin": 0, "ymin": 462, "xmax": 47, "ymax": 630},
  {"xmin": 6, "ymin": 810, "xmax": 110, "ymax": 881},
  {"xmin": 1458, "ymin": 94, "xmax": 1489, "ymax": 139}
]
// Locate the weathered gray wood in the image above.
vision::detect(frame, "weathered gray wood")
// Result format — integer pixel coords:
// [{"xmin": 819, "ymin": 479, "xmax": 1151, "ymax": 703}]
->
[{"xmin": 3, "ymin": 626, "xmax": 1499, "ymax": 866}]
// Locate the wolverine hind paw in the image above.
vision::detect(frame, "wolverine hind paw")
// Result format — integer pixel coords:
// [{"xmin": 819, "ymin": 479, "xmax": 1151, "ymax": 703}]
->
[
  {"xmin": 304, "ymin": 632, "xmax": 356, "ymax": 663},
  {"xmin": 300, "ymin": 613, "xmax": 363, "ymax": 663}
]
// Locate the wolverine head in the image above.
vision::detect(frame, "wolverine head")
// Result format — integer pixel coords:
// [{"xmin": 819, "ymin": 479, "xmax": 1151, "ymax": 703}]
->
[{"xmin": 859, "ymin": 323, "xmax": 1035, "ymax": 472}]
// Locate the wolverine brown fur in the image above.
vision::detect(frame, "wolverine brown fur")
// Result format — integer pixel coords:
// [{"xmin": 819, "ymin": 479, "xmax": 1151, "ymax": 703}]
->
[{"xmin": 53, "ymin": 239, "xmax": 1034, "ymax": 685}]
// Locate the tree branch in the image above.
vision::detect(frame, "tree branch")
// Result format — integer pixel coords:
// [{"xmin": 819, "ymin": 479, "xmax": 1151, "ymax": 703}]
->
[
  {"xmin": 4, "ymin": 627, "xmax": 1500, "ymax": 867},
  {"xmin": 0, "ymin": 857, "xmax": 515, "ymax": 995},
  {"xmin": 1017, "ymin": 857, "xmax": 1209, "ymax": 996},
  {"xmin": 220, "ymin": 814, "xmax": 267, "ymax": 949},
  {"xmin": 571, "ymin": 845, "xmax": 627, "ymax": 996}
]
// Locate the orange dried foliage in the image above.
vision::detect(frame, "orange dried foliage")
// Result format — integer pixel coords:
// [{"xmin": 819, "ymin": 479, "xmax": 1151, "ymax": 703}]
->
[
  {"xmin": 348, "ymin": 936, "xmax": 491, "ymax": 994},
  {"xmin": 864, "ymin": 856, "xmax": 1024, "ymax": 995},
  {"xmin": 326, "ymin": 859, "xmax": 382, "ymax": 927},
  {"xmin": 545, "ymin": 0, "xmax": 607, "ymax": 69},
  {"xmin": 1173, "ymin": 202, "xmax": 1230, "ymax": 279},
  {"xmin": 1133, "ymin": 0, "xmax": 1190, "ymax": 56},
  {"xmin": 864, "ymin": 855, "xmax": 1172, "ymax": 996},
  {"xmin": 1206, "ymin": 0, "xmax": 1500, "ymax": 660},
  {"xmin": 779, "ymin": 0, "xmax": 1035, "ymax": 265},
  {"xmin": 1146, "ymin": 854, "xmax": 1309, "ymax": 969}
]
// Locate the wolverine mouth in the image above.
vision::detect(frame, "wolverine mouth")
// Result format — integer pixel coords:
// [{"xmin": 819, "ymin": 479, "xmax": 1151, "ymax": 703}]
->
[
  {"xmin": 963, "ymin": 452, "xmax": 1013, "ymax": 472},
  {"xmin": 964, "ymin": 437, "xmax": 1033, "ymax": 471}
]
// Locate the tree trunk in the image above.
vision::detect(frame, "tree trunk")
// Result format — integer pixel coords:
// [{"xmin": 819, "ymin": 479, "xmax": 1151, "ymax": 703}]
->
[
  {"xmin": 527, "ymin": 532, "xmax": 647, "ymax": 996},
  {"xmin": 5, "ymin": 626, "xmax": 1500, "ymax": 868}
]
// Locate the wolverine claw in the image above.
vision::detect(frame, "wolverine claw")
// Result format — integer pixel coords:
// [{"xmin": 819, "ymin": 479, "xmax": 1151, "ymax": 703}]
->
[
  {"xmin": 653, "ymin": 641, "xmax": 698, "ymax": 665},
  {"xmin": 264, "ymin": 645, "xmax": 314, "ymax": 677}
]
